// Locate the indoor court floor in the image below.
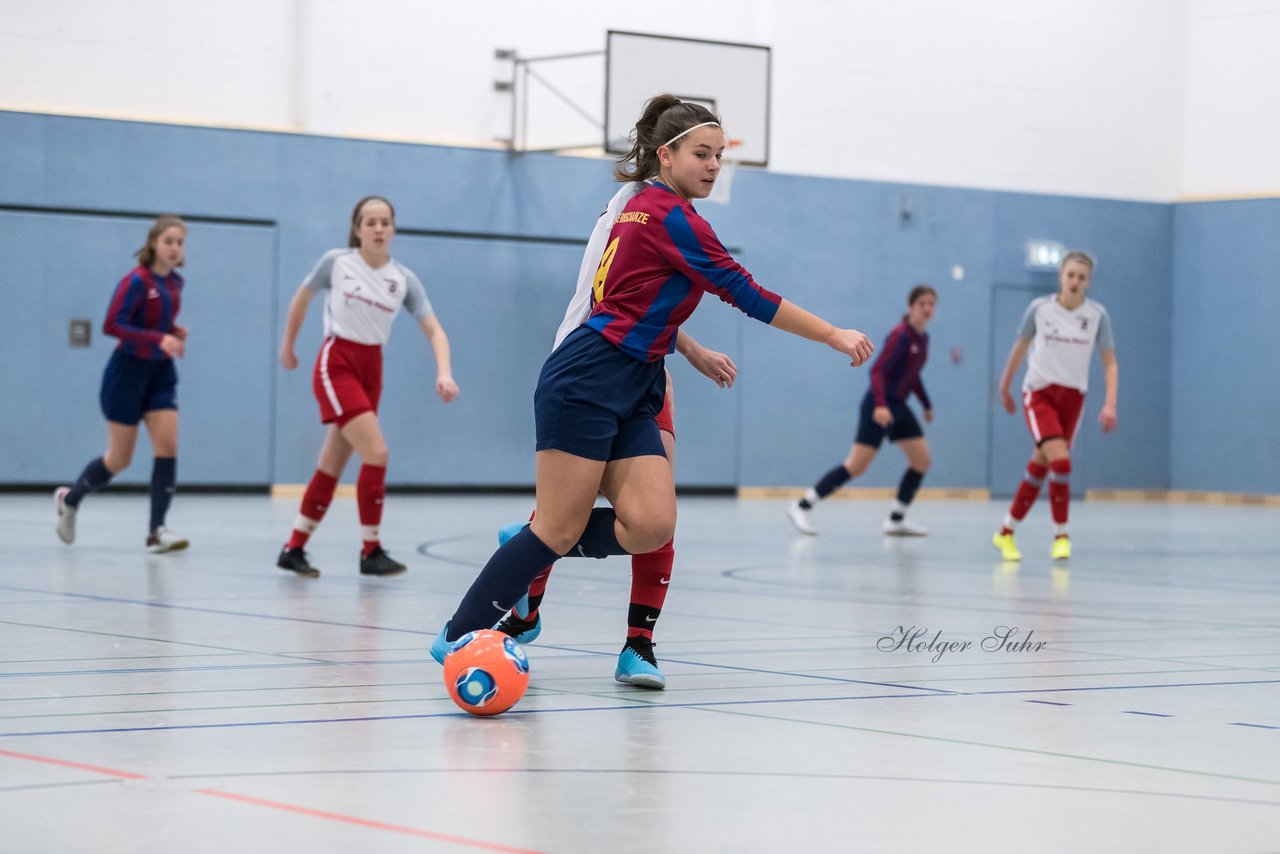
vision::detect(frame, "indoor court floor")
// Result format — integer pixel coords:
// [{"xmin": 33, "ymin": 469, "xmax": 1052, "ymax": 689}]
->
[{"xmin": 1, "ymin": 492, "xmax": 1278, "ymax": 852}]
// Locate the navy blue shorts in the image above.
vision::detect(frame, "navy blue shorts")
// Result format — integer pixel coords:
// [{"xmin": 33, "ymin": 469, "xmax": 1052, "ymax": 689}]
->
[
  {"xmin": 855, "ymin": 392, "xmax": 922, "ymax": 447},
  {"xmin": 534, "ymin": 327, "xmax": 667, "ymax": 462},
  {"xmin": 99, "ymin": 350, "xmax": 178, "ymax": 425}
]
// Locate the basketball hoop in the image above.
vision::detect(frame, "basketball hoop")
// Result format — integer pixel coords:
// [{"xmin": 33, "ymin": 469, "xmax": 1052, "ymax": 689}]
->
[{"xmin": 705, "ymin": 138, "xmax": 743, "ymax": 205}]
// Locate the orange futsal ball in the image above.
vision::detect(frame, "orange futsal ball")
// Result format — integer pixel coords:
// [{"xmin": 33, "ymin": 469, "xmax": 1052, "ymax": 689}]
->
[{"xmin": 442, "ymin": 629, "xmax": 530, "ymax": 716}]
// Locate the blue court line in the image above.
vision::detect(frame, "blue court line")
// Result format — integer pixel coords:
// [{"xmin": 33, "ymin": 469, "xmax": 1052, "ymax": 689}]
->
[
  {"xmin": 3, "ymin": 676, "xmax": 1278, "ymax": 739},
  {"xmin": 1231, "ymin": 722, "xmax": 1280, "ymax": 730},
  {"xmin": 0, "ymin": 658, "xmax": 432, "ymax": 679},
  {"xmin": 1124, "ymin": 711, "xmax": 1174, "ymax": 718},
  {"xmin": 0, "ymin": 690, "xmax": 956, "ymax": 738},
  {"xmin": 1025, "ymin": 700, "xmax": 1072, "ymax": 706},
  {"xmin": 649, "ymin": 654, "xmax": 954, "ymax": 693},
  {"xmin": 1, "ymin": 582, "xmax": 1274, "ymax": 698},
  {"xmin": 973, "ymin": 677, "xmax": 1280, "ymax": 697},
  {"xmin": 0, "ymin": 587, "xmax": 949, "ymax": 693},
  {"xmin": 0, "ymin": 646, "xmax": 949, "ymax": 694},
  {"xmin": 0, "ymin": 583, "xmax": 434, "ymax": 636}
]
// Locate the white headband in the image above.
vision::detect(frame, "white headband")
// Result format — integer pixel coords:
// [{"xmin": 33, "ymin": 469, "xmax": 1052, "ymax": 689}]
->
[{"xmin": 662, "ymin": 121, "xmax": 721, "ymax": 148}]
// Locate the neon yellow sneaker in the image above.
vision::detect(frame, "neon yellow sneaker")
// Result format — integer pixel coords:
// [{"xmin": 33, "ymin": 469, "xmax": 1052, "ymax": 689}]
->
[
  {"xmin": 1051, "ymin": 536, "xmax": 1071, "ymax": 560},
  {"xmin": 992, "ymin": 531, "xmax": 1022, "ymax": 561}
]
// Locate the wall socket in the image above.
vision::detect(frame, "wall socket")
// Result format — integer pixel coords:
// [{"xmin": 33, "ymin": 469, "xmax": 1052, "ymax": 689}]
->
[{"xmin": 69, "ymin": 318, "xmax": 91, "ymax": 347}]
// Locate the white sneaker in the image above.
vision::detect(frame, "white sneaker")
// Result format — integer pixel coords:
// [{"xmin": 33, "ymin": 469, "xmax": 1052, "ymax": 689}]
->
[
  {"xmin": 147, "ymin": 527, "xmax": 190, "ymax": 554},
  {"xmin": 54, "ymin": 486, "xmax": 76, "ymax": 544},
  {"xmin": 883, "ymin": 516, "xmax": 927, "ymax": 537},
  {"xmin": 786, "ymin": 501, "xmax": 817, "ymax": 535}
]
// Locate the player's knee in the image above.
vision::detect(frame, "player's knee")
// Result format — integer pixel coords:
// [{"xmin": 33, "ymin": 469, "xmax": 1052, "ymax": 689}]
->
[
  {"xmin": 364, "ymin": 447, "xmax": 389, "ymax": 467},
  {"xmin": 632, "ymin": 514, "xmax": 676, "ymax": 554},
  {"xmin": 915, "ymin": 453, "xmax": 932, "ymax": 473},
  {"xmin": 103, "ymin": 451, "xmax": 131, "ymax": 473},
  {"xmin": 534, "ymin": 522, "xmax": 585, "ymax": 557},
  {"xmin": 844, "ymin": 458, "xmax": 868, "ymax": 477}
]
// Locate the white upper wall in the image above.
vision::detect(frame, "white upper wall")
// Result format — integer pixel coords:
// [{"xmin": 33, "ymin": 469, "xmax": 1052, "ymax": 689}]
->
[
  {"xmin": 1, "ymin": 0, "xmax": 1274, "ymax": 200},
  {"xmin": 1182, "ymin": 0, "xmax": 1280, "ymax": 198}
]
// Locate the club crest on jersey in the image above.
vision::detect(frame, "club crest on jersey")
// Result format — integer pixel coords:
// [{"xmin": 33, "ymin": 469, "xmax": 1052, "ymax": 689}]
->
[{"xmin": 384, "ymin": 279, "xmax": 398, "ymax": 293}]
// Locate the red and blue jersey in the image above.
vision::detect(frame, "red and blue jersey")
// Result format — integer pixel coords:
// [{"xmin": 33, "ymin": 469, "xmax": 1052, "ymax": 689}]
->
[
  {"xmin": 585, "ymin": 182, "xmax": 781, "ymax": 362},
  {"xmin": 103, "ymin": 265, "xmax": 183, "ymax": 360},
  {"xmin": 870, "ymin": 322, "xmax": 931, "ymax": 408}
]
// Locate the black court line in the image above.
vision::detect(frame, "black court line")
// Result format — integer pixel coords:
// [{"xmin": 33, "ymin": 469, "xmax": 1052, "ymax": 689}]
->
[{"xmin": 0, "ymin": 203, "xmax": 275, "ymax": 228}]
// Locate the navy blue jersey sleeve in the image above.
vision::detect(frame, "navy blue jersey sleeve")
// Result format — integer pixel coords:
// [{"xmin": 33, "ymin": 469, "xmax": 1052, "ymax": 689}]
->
[{"xmin": 660, "ymin": 205, "xmax": 781, "ymax": 324}]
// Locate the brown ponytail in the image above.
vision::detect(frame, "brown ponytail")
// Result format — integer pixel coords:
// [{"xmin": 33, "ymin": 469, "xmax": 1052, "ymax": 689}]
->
[{"xmin": 614, "ymin": 94, "xmax": 721, "ymax": 182}]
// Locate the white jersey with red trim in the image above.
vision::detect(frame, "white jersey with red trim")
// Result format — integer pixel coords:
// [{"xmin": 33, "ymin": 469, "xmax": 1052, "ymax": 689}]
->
[
  {"xmin": 303, "ymin": 249, "xmax": 434, "ymax": 346},
  {"xmin": 1018, "ymin": 295, "xmax": 1114, "ymax": 393},
  {"xmin": 552, "ymin": 181, "xmax": 648, "ymax": 351}
]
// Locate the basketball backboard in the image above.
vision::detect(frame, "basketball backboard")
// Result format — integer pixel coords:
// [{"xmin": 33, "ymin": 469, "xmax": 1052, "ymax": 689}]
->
[{"xmin": 605, "ymin": 31, "xmax": 770, "ymax": 167}]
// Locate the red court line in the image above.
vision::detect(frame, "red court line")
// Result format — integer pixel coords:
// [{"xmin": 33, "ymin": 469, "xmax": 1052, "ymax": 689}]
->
[
  {"xmin": 0, "ymin": 747, "xmax": 147, "ymax": 780},
  {"xmin": 199, "ymin": 789, "xmax": 545, "ymax": 853},
  {"xmin": 0, "ymin": 748, "xmax": 544, "ymax": 853}
]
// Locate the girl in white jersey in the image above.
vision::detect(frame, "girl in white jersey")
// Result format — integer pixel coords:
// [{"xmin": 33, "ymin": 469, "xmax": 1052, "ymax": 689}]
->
[
  {"xmin": 993, "ymin": 252, "xmax": 1118, "ymax": 561},
  {"xmin": 492, "ymin": 179, "xmax": 738, "ymax": 689},
  {"xmin": 276, "ymin": 196, "xmax": 459, "ymax": 578}
]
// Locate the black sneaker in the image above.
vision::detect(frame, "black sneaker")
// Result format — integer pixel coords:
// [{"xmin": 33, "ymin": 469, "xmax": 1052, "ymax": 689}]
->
[
  {"xmin": 360, "ymin": 546, "xmax": 407, "ymax": 576},
  {"xmin": 494, "ymin": 611, "xmax": 541, "ymax": 644},
  {"xmin": 277, "ymin": 546, "xmax": 320, "ymax": 578}
]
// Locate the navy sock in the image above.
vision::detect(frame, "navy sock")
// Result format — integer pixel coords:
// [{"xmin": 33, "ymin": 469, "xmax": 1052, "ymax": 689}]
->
[
  {"xmin": 447, "ymin": 527, "xmax": 560, "ymax": 640},
  {"xmin": 563, "ymin": 507, "xmax": 628, "ymax": 558},
  {"xmin": 800, "ymin": 464, "xmax": 851, "ymax": 509},
  {"xmin": 66, "ymin": 457, "xmax": 113, "ymax": 507},
  {"xmin": 895, "ymin": 468, "xmax": 925, "ymax": 515},
  {"xmin": 150, "ymin": 457, "xmax": 177, "ymax": 532}
]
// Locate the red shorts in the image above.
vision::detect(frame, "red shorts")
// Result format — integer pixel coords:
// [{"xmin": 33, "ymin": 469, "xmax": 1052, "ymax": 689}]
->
[
  {"xmin": 313, "ymin": 337, "xmax": 382, "ymax": 427},
  {"xmin": 655, "ymin": 385, "xmax": 675, "ymax": 436},
  {"xmin": 1023, "ymin": 384, "xmax": 1085, "ymax": 446}
]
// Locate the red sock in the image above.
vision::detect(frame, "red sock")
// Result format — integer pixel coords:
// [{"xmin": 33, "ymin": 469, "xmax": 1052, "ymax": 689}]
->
[
  {"xmin": 357, "ymin": 464, "xmax": 386, "ymax": 557},
  {"xmin": 286, "ymin": 470, "xmax": 338, "ymax": 550},
  {"xmin": 1008, "ymin": 461, "xmax": 1049, "ymax": 525},
  {"xmin": 1049, "ymin": 458, "xmax": 1071, "ymax": 526},
  {"xmin": 517, "ymin": 509, "xmax": 552, "ymax": 618},
  {"xmin": 627, "ymin": 538, "xmax": 674, "ymax": 640},
  {"xmin": 521, "ymin": 567, "xmax": 553, "ymax": 618}
]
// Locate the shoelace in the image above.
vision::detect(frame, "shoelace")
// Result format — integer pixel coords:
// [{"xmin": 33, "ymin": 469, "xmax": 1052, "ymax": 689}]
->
[
  {"xmin": 627, "ymin": 637, "xmax": 657, "ymax": 666},
  {"xmin": 497, "ymin": 613, "xmax": 537, "ymax": 635}
]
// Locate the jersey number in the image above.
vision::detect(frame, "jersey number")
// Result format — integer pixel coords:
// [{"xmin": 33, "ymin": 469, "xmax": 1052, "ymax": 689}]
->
[{"xmin": 592, "ymin": 237, "xmax": 620, "ymax": 305}]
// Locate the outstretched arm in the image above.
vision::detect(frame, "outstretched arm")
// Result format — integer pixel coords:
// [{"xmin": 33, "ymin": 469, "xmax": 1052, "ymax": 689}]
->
[
  {"xmin": 675, "ymin": 329, "xmax": 737, "ymax": 388},
  {"xmin": 768, "ymin": 299, "xmax": 874, "ymax": 366},
  {"xmin": 419, "ymin": 315, "xmax": 459, "ymax": 403},
  {"xmin": 1099, "ymin": 348, "xmax": 1118, "ymax": 432},
  {"xmin": 278, "ymin": 285, "xmax": 315, "ymax": 370},
  {"xmin": 997, "ymin": 338, "xmax": 1031, "ymax": 413}
]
